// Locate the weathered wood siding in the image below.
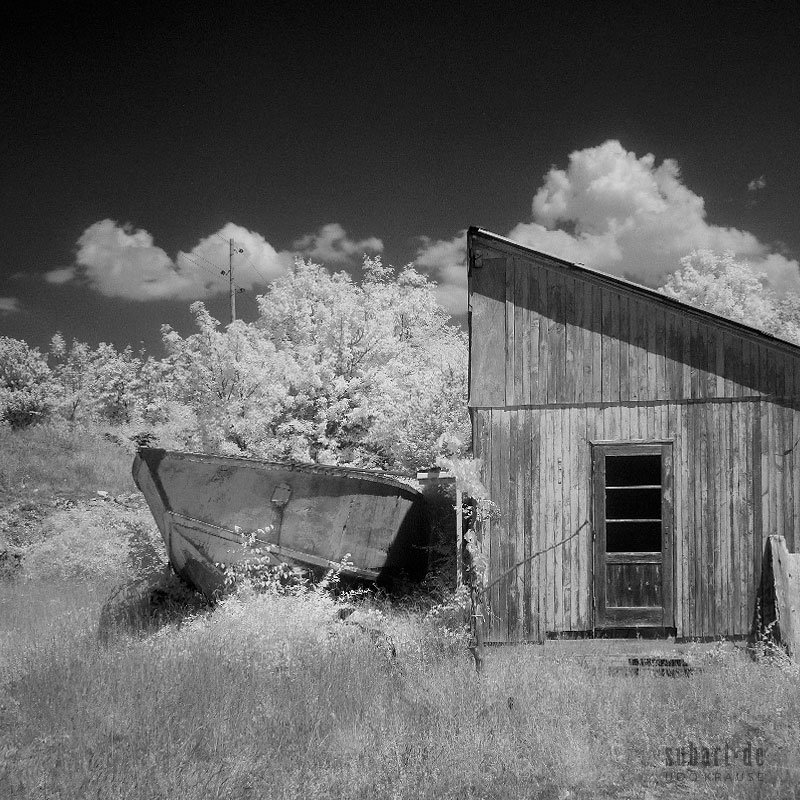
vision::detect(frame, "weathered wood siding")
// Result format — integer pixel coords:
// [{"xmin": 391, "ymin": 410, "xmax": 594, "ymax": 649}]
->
[
  {"xmin": 469, "ymin": 248, "xmax": 798, "ymax": 409},
  {"xmin": 474, "ymin": 400, "xmax": 800, "ymax": 641},
  {"xmin": 468, "ymin": 232, "xmax": 800, "ymax": 642}
]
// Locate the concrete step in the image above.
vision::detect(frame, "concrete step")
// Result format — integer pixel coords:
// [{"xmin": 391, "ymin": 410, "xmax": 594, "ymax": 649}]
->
[{"xmin": 531, "ymin": 638, "xmax": 751, "ymax": 675}]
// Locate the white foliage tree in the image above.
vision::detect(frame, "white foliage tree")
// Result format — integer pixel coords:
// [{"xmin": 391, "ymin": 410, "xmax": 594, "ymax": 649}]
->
[
  {"xmin": 164, "ymin": 257, "xmax": 470, "ymax": 469},
  {"xmin": 659, "ymin": 250, "xmax": 800, "ymax": 345},
  {"xmin": 0, "ymin": 337, "xmax": 54, "ymax": 428}
]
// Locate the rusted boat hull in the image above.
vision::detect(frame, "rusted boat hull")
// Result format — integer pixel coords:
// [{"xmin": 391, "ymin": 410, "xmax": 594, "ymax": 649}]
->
[{"xmin": 132, "ymin": 448, "xmax": 430, "ymax": 597}]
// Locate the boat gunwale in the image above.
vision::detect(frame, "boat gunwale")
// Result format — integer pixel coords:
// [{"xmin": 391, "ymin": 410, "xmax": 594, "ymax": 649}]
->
[{"xmin": 136, "ymin": 447, "xmax": 424, "ymax": 496}]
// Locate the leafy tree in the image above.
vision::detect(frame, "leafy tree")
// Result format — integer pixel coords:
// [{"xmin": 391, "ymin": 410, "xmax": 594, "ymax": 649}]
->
[
  {"xmin": 0, "ymin": 337, "xmax": 54, "ymax": 428},
  {"xmin": 162, "ymin": 302, "xmax": 295, "ymax": 456},
  {"xmin": 163, "ymin": 257, "xmax": 470, "ymax": 469},
  {"xmin": 91, "ymin": 343, "xmax": 141, "ymax": 423},
  {"xmin": 659, "ymin": 250, "xmax": 800, "ymax": 344},
  {"xmin": 49, "ymin": 335, "xmax": 145, "ymax": 423},
  {"xmin": 49, "ymin": 334, "xmax": 95, "ymax": 421}
]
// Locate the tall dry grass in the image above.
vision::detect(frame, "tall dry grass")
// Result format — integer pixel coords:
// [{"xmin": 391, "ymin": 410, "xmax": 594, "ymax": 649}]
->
[
  {"xmin": 0, "ymin": 422, "xmax": 135, "ymax": 501},
  {"xmin": 2, "ymin": 424, "xmax": 800, "ymax": 799},
  {"xmin": 2, "ymin": 583, "xmax": 800, "ymax": 800}
]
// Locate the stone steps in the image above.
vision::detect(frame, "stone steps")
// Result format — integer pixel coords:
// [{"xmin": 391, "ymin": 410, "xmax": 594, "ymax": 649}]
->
[{"xmin": 493, "ymin": 638, "xmax": 751, "ymax": 675}]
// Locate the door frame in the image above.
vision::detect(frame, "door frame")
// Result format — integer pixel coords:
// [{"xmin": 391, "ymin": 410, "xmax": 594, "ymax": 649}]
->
[{"xmin": 592, "ymin": 441, "xmax": 674, "ymax": 630}]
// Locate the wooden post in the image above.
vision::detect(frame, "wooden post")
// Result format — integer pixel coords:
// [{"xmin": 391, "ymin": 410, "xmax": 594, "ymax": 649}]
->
[{"xmin": 760, "ymin": 535, "xmax": 800, "ymax": 659}]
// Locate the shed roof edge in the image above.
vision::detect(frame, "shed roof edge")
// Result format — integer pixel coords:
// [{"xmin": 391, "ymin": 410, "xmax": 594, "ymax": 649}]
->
[{"xmin": 468, "ymin": 226, "xmax": 800, "ymax": 357}]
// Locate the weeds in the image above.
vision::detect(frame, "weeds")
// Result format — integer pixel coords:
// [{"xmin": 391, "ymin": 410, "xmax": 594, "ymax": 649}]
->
[
  {"xmin": 0, "ymin": 422, "xmax": 134, "ymax": 501},
  {"xmin": 2, "ymin": 427, "xmax": 800, "ymax": 798}
]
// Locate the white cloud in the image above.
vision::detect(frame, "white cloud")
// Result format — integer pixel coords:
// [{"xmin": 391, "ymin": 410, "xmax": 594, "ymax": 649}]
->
[
  {"xmin": 46, "ymin": 220, "xmax": 385, "ymax": 302},
  {"xmin": 0, "ymin": 296, "xmax": 19, "ymax": 314},
  {"xmin": 44, "ymin": 220, "xmax": 295, "ymax": 301},
  {"xmin": 414, "ymin": 231, "xmax": 468, "ymax": 314},
  {"xmin": 44, "ymin": 267, "xmax": 76, "ymax": 285},
  {"xmin": 178, "ymin": 222, "xmax": 291, "ymax": 292},
  {"xmin": 292, "ymin": 223, "xmax": 383, "ymax": 265},
  {"xmin": 415, "ymin": 140, "xmax": 800, "ymax": 309},
  {"xmin": 748, "ymin": 175, "xmax": 766, "ymax": 192}
]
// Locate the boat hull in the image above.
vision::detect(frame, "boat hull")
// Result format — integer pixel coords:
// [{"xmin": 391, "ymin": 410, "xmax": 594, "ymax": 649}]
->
[{"xmin": 133, "ymin": 448, "xmax": 430, "ymax": 596}]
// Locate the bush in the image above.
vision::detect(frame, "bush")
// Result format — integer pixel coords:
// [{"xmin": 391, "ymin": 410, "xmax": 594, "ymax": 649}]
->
[{"xmin": 21, "ymin": 503, "xmax": 165, "ymax": 585}]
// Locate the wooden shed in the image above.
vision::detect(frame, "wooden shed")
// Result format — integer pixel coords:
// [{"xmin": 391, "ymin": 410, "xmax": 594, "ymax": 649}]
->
[{"xmin": 467, "ymin": 226, "xmax": 800, "ymax": 643}]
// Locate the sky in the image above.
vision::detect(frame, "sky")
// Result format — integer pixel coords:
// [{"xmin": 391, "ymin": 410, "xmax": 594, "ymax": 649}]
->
[{"xmin": 2, "ymin": 2, "xmax": 799, "ymax": 355}]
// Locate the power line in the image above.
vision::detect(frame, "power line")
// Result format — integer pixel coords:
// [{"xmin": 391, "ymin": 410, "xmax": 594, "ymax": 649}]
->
[
  {"xmin": 176, "ymin": 251, "xmax": 247, "ymax": 294},
  {"xmin": 213, "ymin": 231, "xmax": 272, "ymax": 287}
]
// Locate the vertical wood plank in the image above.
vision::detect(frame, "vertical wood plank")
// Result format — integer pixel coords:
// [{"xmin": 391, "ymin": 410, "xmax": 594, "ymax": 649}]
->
[
  {"xmin": 532, "ymin": 409, "xmax": 543, "ymax": 640},
  {"xmin": 717, "ymin": 402, "xmax": 729, "ymax": 635},
  {"xmin": 678, "ymin": 403, "xmax": 689, "ymax": 637},
  {"xmin": 522, "ymin": 409, "xmax": 533, "ymax": 640},
  {"xmin": 601, "ymin": 289, "xmax": 617, "ymax": 403},
  {"xmin": 680, "ymin": 314, "xmax": 692, "ymax": 401},
  {"xmin": 489, "ymin": 410, "xmax": 501, "ymax": 641},
  {"xmin": 537, "ymin": 269, "xmax": 550, "ymax": 406},
  {"xmin": 591, "ymin": 284, "xmax": 603, "ymax": 403},
  {"xmin": 688, "ymin": 402, "xmax": 700, "ymax": 636},
  {"xmin": 690, "ymin": 319, "xmax": 703, "ymax": 400},
  {"xmin": 704, "ymin": 323, "xmax": 716, "ymax": 398},
  {"xmin": 651, "ymin": 306, "xmax": 666, "ymax": 401},
  {"xmin": 575, "ymin": 406, "xmax": 589, "ymax": 629},
  {"xmin": 702, "ymin": 403, "xmax": 713, "ymax": 636},
  {"xmin": 618, "ymin": 294, "xmax": 630, "ymax": 403},
  {"xmin": 669, "ymin": 403, "xmax": 683, "ymax": 636},
  {"xmin": 775, "ymin": 403, "xmax": 785, "ymax": 545},
  {"xmin": 520, "ymin": 259, "xmax": 531, "ymax": 407},
  {"xmin": 763, "ymin": 399, "xmax": 774, "ymax": 537},
  {"xmin": 500, "ymin": 410, "xmax": 511, "ymax": 642},
  {"xmin": 505, "ymin": 258, "xmax": 515, "ymax": 407},
  {"xmin": 666, "ymin": 312, "xmax": 683, "ymax": 400},
  {"xmin": 571, "ymin": 406, "xmax": 581, "ymax": 630},
  {"xmin": 662, "ymin": 441, "xmax": 675, "ymax": 629},
  {"xmin": 574, "ymin": 278, "xmax": 587, "ymax": 406},
  {"xmin": 628, "ymin": 295, "xmax": 642, "ymax": 403},
  {"xmin": 783, "ymin": 400, "xmax": 793, "ymax": 547},
  {"xmin": 709, "ymin": 326, "xmax": 721, "ymax": 396},
  {"xmin": 563, "ymin": 277, "xmax": 578, "ymax": 405},
  {"xmin": 564, "ymin": 408, "xmax": 576, "ymax": 630},
  {"xmin": 547, "ymin": 273, "xmax": 566, "ymax": 405},
  {"xmin": 730, "ymin": 401, "xmax": 741, "ymax": 634},
  {"xmin": 645, "ymin": 300, "xmax": 658, "ymax": 401},
  {"xmin": 792, "ymin": 403, "xmax": 800, "ymax": 553},
  {"xmin": 544, "ymin": 410, "xmax": 556, "ymax": 632},
  {"xmin": 481, "ymin": 409, "xmax": 493, "ymax": 642},
  {"xmin": 529, "ymin": 266, "xmax": 541, "ymax": 405},
  {"xmin": 512, "ymin": 260, "xmax": 525, "ymax": 406},
  {"xmin": 553, "ymin": 409, "xmax": 564, "ymax": 630},
  {"xmin": 751, "ymin": 400, "xmax": 763, "ymax": 633},
  {"xmin": 508, "ymin": 409, "xmax": 521, "ymax": 641},
  {"xmin": 746, "ymin": 400, "xmax": 758, "ymax": 633}
]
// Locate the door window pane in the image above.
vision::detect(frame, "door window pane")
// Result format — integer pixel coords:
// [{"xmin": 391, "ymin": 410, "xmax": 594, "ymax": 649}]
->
[{"xmin": 605, "ymin": 454, "xmax": 662, "ymax": 553}]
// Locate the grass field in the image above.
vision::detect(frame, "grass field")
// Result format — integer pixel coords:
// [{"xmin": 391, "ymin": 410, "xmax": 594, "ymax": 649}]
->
[{"xmin": 1, "ymin": 425, "xmax": 800, "ymax": 799}]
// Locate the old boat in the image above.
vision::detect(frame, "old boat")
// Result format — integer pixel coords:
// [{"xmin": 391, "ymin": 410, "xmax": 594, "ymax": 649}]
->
[{"xmin": 133, "ymin": 447, "xmax": 430, "ymax": 597}]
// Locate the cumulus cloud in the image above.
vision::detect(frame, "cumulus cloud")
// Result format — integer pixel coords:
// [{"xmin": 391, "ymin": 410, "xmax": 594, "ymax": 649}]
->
[
  {"xmin": 46, "ymin": 220, "xmax": 386, "ymax": 302},
  {"xmin": 748, "ymin": 175, "xmax": 766, "ymax": 192},
  {"xmin": 415, "ymin": 140, "xmax": 800, "ymax": 312},
  {"xmin": 292, "ymin": 223, "xmax": 383, "ymax": 265},
  {"xmin": 0, "ymin": 296, "xmax": 19, "ymax": 314},
  {"xmin": 179, "ymin": 221, "xmax": 291, "ymax": 292},
  {"xmin": 45, "ymin": 220, "xmax": 295, "ymax": 301},
  {"xmin": 414, "ymin": 231, "xmax": 468, "ymax": 314}
]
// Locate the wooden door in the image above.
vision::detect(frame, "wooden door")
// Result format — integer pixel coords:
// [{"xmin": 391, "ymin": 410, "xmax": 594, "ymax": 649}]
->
[{"xmin": 593, "ymin": 443, "xmax": 674, "ymax": 629}]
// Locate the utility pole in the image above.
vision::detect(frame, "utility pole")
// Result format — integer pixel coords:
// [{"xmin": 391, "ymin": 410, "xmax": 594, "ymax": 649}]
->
[
  {"xmin": 229, "ymin": 238, "xmax": 236, "ymax": 324},
  {"xmin": 221, "ymin": 238, "xmax": 244, "ymax": 325}
]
